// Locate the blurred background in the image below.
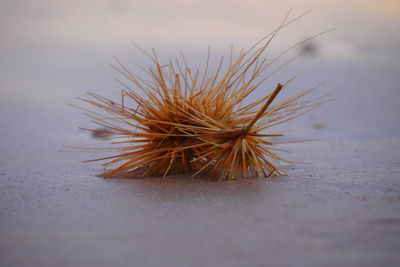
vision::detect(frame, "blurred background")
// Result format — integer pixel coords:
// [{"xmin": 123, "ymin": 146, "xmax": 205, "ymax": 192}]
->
[
  {"xmin": 1, "ymin": 0, "xmax": 399, "ymax": 139},
  {"xmin": 1, "ymin": 1, "xmax": 400, "ymax": 266}
]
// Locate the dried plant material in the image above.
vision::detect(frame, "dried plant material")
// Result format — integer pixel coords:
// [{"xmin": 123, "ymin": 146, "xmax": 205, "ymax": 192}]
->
[{"xmin": 70, "ymin": 12, "xmax": 331, "ymax": 180}]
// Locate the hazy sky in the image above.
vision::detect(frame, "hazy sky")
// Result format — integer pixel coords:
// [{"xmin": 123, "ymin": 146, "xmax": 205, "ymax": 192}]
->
[
  {"xmin": 0, "ymin": 0, "xmax": 399, "ymax": 105},
  {"xmin": 1, "ymin": 0, "xmax": 399, "ymax": 57}
]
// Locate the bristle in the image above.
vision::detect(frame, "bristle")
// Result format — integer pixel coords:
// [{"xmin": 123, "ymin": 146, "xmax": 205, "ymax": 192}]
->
[{"xmin": 74, "ymin": 16, "xmax": 328, "ymax": 180}]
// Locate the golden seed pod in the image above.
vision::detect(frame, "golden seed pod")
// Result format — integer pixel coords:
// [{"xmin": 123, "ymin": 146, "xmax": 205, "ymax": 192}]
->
[{"xmin": 72, "ymin": 12, "xmax": 331, "ymax": 180}]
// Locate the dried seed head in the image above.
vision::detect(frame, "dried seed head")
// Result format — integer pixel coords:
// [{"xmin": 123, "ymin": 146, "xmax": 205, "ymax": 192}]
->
[{"xmin": 73, "ymin": 13, "xmax": 330, "ymax": 180}]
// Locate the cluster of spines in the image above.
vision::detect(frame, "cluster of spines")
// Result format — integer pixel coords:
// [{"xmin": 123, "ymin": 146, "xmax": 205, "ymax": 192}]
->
[{"xmin": 70, "ymin": 12, "xmax": 330, "ymax": 180}]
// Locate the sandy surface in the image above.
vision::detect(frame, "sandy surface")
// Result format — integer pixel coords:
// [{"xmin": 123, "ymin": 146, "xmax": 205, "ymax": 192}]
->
[{"xmin": 1, "ymin": 103, "xmax": 399, "ymax": 266}]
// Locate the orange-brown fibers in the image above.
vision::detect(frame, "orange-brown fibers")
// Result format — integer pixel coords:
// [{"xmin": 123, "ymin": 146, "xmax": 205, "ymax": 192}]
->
[{"xmin": 71, "ymin": 12, "xmax": 330, "ymax": 180}]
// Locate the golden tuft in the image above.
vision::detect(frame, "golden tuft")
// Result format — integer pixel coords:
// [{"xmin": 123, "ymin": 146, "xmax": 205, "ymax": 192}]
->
[{"xmin": 71, "ymin": 13, "xmax": 331, "ymax": 180}]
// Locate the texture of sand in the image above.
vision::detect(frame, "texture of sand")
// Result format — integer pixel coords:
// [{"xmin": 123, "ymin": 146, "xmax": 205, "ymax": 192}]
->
[{"xmin": 1, "ymin": 99, "xmax": 399, "ymax": 266}]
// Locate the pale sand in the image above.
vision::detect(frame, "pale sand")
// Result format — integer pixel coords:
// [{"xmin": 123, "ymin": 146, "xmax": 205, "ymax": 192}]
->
[{"xmin": 1, "ymin": 104, "xmax": 399, "ymax": 266}]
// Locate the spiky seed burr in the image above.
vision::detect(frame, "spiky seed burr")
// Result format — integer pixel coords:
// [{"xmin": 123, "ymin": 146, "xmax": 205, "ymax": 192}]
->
[{"xmin": 72, "ymin": 13, "xmax": 329, "ymax": 180}]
